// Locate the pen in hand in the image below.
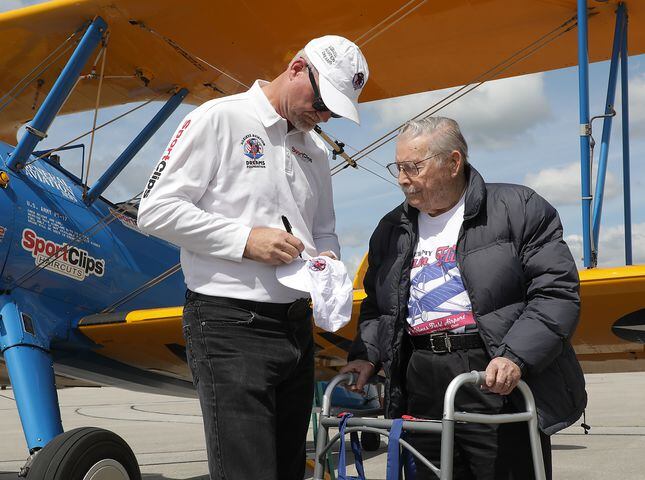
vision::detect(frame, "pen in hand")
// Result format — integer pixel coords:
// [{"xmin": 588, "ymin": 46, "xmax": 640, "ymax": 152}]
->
[{"xmin": 281, "ymin": 215, "xmax": 302, "ymax": 259}]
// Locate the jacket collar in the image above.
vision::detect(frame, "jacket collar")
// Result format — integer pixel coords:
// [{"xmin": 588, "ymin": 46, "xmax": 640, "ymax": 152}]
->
[
  {"xmin": 400, "ymin": 163, "xmax": 487, "ymax": 225},
  {"xmin": 463, "ymin": 164, "xmax": 487, "ymax": 221}
]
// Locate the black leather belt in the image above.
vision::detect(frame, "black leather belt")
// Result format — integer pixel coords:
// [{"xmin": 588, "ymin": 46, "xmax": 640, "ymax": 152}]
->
[
  {"xmin": 186, "ymin": 291, "xmax": 311, "ymax": 321},
  {"xmin": 409, "ymin": 332, "xmax": 483, "ymax": 353}
]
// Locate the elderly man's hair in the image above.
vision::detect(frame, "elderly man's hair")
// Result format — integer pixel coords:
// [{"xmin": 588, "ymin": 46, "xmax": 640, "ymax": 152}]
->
[{"xmin": 399, "ymin": 117, "xmax": 469, "ymax": 163}]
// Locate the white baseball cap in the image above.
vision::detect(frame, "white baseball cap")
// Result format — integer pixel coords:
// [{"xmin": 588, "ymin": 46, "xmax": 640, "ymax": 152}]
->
[
  {"xmin": 276, "ymin": 256, "xmax": 353, "ymax": 332},
  {"xmin": 304, "ymin": 35, "xmax": 369, "ymax": 124}
]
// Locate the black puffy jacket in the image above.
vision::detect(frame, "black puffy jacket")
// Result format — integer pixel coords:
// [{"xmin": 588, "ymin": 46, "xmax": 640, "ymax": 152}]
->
[{"xmin": 349, "ymin": 165, "xmax": 587, "ymax": 435}]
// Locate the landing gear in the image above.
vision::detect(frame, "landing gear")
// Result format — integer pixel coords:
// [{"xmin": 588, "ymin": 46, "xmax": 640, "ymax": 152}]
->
[{"xmin": 23, "ymin": 427, "xmax": 141, "ymax": 480}]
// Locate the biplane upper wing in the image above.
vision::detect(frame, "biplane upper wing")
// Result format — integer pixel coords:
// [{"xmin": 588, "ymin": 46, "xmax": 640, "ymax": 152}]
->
[{"xmin": 1, "ymin": 0, "xmax": 644, "ymax": 143}]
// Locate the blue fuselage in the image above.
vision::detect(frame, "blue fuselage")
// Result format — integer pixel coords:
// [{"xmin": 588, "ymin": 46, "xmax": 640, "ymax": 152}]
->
[{"xmin": 0, "ymin": 141, "xmax": 190, "ymax": 394}]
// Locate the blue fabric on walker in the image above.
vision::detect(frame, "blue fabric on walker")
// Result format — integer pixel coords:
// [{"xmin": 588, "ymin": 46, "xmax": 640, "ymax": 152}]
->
[
  {"xmin": 386, "ymin": 419, "xmax": 416, "ymax": 480},
  {"xmin": 337, "ymin": 414, "xmax": 366, "ymax": 480}
]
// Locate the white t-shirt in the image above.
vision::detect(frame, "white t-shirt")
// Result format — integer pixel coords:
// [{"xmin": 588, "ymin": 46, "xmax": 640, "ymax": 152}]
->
[
  {"xmin": 406, "ymin": 194, "xmax": 476, "ymax": 336},
  {"xmin": 137, "ymin": 81, "xmax": 339, "ymax": 303}
]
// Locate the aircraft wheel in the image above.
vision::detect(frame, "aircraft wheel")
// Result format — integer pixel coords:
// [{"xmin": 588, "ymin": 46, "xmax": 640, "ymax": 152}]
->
[{"xmin": 25, "ymin": 427, "xmax": 141, "ymax": 480}]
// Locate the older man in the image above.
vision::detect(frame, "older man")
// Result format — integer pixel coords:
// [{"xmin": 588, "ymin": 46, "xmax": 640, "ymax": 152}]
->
[
  {"xmin": 342, "ymin": 117, "xmax": 586, "ymax": 479},
  {"xmin": 138, "ymin": 36, "xmax": 368, "ymax": 480}
]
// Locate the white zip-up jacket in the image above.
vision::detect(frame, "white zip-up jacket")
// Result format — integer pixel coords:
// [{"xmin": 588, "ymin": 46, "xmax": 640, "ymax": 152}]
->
[{"xmin": 137, "ymin": 81, "xmax": 339, "ymax": 303}]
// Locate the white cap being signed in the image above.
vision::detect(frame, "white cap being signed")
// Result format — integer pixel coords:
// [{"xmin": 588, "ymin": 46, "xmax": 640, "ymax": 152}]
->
[
  {"xmin": 304, "ymin": 35, "xmax": 369, "ymax": 124},
  {"xmin": 276, "ymin": 256, "xmax": 353, "ymax": 332}
]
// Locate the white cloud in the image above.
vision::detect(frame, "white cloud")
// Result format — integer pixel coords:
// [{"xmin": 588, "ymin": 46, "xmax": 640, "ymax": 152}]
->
[
  {"xmin": 0, "ymin": 1, "xmax": 46, "ymax": 13},
  {"xmin": 340, "ymin": 249, "xmax": 367, "ymax": 281},
  {"xmin": 338, "ymin": 228, "xmax": 369, "ymax": 249},
  {"xmin": 629, "ymin": 73, "xmax": 645, "ymax": 138},
  {"xmin": 363, "ymin": 73, "xmax": 552, "ymax": 150},
  {"xmin": 524, "ymin": 162, "xmax": 620, "ymax": 207},
  {"xmin": 565, "ymin": 223, "xmax": 645, "ymax": 268}
]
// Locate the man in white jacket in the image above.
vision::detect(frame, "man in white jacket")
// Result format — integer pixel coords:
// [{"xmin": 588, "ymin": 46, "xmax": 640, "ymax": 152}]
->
[{"xmin": 137, "ymin": 36, "xmax": 368, "ymax": 480}]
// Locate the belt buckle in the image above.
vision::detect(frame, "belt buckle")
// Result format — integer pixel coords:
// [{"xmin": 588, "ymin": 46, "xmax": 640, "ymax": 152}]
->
[{"xmin": 429, "ymin": 332, "xmax": 451, "ymax": 353}]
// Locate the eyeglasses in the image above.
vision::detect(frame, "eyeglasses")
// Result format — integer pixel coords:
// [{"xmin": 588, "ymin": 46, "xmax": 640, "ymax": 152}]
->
[
  {"xmin": 386, "ymin": 152, "xmax": 443, "ymax": 178},
  {"xmin": 306, "ymin": 64, "xmax": 341, "ymax": 118}
]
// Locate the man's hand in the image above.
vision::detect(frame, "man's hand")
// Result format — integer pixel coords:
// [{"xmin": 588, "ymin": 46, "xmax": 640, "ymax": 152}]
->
[
  {"xmin": 243, "ymin": 227, "xmax": 304, "ymax": 265},
  {"xmin": 484, "ymin": 357, "xmax": 521, "ymax": 395},
  {"xmin": 339, "ymin": 360, "xmax": 376, "ymax": 393}
]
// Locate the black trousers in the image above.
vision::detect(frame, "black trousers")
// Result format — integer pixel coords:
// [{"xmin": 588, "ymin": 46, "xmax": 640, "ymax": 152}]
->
[
  {"xmin": 183, "ymin": 291, "xmax": 314, "ymax": 480},
  {"xmin": 405, "ymin": 345, "xmax": 552, "ymax": 480}
]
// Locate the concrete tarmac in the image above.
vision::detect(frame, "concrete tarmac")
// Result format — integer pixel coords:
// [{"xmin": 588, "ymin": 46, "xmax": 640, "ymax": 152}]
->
[{"xmin": 0, "ymin": 372, "xmax": 642, "ymax": 479}]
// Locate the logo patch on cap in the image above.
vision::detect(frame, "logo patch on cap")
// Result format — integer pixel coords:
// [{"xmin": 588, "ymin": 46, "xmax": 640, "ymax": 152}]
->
[
  {"xmin": 308, "ymin": 258, "xmax": 327, "ymax": 272},
  {"xmin": 352, "ymin": 72, "xmax": 365, "ymax": 90}
]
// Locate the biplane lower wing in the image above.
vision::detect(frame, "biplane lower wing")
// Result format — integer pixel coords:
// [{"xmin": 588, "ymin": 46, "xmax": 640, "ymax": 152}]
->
[
  {"xmin": 576, "ymin": 265, "xmax": 645, "ymax": 372},
  {"xmin": 74, "ymin": 291, "xmax": 368, "ymax": 392},
  {"xmin": 67, "ymin": 262, "xmax": 645, "ymax": 397}
]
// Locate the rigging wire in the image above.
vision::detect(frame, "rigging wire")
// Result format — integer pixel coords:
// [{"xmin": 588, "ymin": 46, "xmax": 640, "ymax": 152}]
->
[
  {"xmin": 0, "ymin": 41, "xmax": 77, "ymax": 115},
  {"xmin": 356, "ymin": 164, "xmax": 399, "ymax": 187},
  {"xmin": 22, "ymin": 93, "xmax": 165, "ymax": 169},
  {"xmin": 9, "ymin": 191, "xmax": 143, "ymax": 290},
  {"xmin": 331, "ymin": 14, "xmax": 578, "ymax": 176},
  {"xmin": 7, "ymin": 8, "xmax": 577, "ymax": 296},
  {"xmin": 11, "ymin": 187, "xmax": 181, "ymax": 309},
  {"xmin": 129, "ymin": 21, "xmax": 250, "ymax": 90},
  {"xmin": 0, "ymin": 28, "xmax": 81, "ymax": 113},
  {"xmin": 325, "ymin": 129, "xmax": 387, "ymax": 169},
  {"xmin": 83, "ymin": 34, "xmax": 109, "ymax": 194},
  {"xmin": 354, "ymin": 0, "xmax": 427, "ymax": 48},
  {"xmin": 321, "ymin": 131, "xmax": 397, "ymax": 187},
  {"xmin": 324, "ymin": 130, "xmax": 399, "ymax": 187},
  {"xmin": 101, "ymin": 262, "xmax": 182, "ymax": 313}
]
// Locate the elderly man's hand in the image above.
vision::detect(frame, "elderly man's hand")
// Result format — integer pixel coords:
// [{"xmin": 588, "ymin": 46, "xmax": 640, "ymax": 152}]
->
[
  {"xmin": 339, "ymin": 360, "xmax": 376, "ymax": 393},
  {"xmin": 484, "ymin": 357, "xmax": 521, "ymax": 395}
]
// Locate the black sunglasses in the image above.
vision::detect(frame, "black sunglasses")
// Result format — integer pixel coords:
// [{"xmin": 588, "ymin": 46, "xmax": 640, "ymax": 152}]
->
[{"xmin": 306, "ymin": 65, "xmax": 341, "ymax": 118}]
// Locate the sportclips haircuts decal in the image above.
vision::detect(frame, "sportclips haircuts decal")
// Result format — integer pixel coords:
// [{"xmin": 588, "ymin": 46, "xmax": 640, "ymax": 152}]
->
[
  {"xmin": 143, "ymin": 119, "xmax": 191, "ymax": 198},
  {"xmin": 21, "ymin": 228, "xmax": 105, "ymax": 281}
]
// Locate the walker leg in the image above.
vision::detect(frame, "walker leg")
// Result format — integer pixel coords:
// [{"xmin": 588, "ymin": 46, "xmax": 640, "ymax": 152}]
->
[
  {"xmin": 439, "ymin": 418, "xmax": 454, "ymax": 480},
  {"xmin": 527, "ymin": 415, "xmax": 546, "ymax": 480}
]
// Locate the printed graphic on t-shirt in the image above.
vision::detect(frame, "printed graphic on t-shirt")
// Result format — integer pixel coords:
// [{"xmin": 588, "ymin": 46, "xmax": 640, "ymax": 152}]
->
[{"xmin": 407, "ymin": 244, "xmax": 475, "ymax": 336}]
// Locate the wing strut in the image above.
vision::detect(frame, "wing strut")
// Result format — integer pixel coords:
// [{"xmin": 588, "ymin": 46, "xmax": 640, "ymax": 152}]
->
[
  {"xmin": 8, "ymin": 17, "xmax": 108, "ymax": 171},
  {"xmin": 578, "ymin": 1, "xmax": 632, "ymax": 267},
  {"xmin": 85, "ymin": 87, "xmax": 189, "ymax": 205}
]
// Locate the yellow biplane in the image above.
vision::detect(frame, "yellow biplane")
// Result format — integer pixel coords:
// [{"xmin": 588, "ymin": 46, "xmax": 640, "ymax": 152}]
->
[{"xmin": 0, "ymin": 0, "xmax": 644, "ymax": 478}]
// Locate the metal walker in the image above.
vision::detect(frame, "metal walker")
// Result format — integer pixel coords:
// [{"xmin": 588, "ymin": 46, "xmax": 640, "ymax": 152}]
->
[{"xmin": 313, "ymin": 371, "xmax": 546, "ymax": 480}]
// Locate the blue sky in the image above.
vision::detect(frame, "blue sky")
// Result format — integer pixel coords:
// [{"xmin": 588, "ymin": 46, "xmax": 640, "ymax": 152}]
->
[{"xmin": 2, "ymin": 0, "xmax": 644, "ymax": 277}]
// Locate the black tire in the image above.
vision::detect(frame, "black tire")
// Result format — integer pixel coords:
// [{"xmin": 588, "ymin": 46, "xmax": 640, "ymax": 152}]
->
[
  {"xmin": 361, "ymin": 431, "xmax": 381, "ymax": 451},
  {"xmin": 26, "ymin": 427, "xmax": 141, "ymax": 480}
]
